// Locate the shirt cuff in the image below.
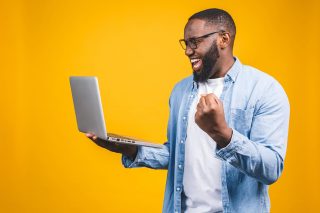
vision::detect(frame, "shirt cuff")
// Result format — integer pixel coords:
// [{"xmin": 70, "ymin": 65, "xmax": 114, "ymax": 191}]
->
[
  {"xmin": 215, "ymin": 128, "xmax": 245, "ymax": 160},
  {"xmin": 121, "ymin": 146, "xmax": 144, "ymax": 168}
]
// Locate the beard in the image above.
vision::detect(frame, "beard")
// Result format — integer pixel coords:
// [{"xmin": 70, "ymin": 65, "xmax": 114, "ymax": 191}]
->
[{"xmin": 193, "ymin": 41, "xmax": 220, "ymax": 83}]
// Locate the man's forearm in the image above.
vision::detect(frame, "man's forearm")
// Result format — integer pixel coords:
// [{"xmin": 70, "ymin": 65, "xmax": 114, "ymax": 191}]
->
[{"xmin": 216, "ymin": 129, "xmax": 284, "ymax": 185}]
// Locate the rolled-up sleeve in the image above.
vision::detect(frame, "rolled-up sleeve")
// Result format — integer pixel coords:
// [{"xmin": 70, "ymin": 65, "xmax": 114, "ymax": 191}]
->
[{"xmin": 122, "ymin": 143, "xmax": 170, "ymax": 169}]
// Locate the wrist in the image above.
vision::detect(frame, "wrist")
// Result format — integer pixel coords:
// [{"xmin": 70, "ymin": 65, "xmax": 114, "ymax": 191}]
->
[
  {"xmin": 208, "ymin": 127, "xmax": 233, "ymax": 148},
  {"xmin": 124, "ymin": 146, "xmax": 138, "ymax": 160}
]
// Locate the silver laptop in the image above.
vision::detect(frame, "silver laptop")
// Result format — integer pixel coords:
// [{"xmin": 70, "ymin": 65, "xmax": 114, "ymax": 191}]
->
[{"xmin": 69, "ymin": 76, "xmax": 163, "ymax": 149}]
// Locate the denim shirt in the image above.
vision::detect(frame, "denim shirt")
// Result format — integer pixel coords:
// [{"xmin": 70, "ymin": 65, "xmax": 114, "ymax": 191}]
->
[{"xmin": 122, "ymin": 57, "xmax": 290, "ymax": 213}]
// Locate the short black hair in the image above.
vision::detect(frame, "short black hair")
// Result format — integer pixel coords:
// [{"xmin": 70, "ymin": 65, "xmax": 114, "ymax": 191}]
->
[{"xmin": 189, "ymin": 8, "xmax": 236, "ymax": 45}]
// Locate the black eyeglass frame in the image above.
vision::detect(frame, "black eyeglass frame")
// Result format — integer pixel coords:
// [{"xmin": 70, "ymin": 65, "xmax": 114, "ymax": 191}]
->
[{"xmin": 179, "ymin": 30, "xmax": 225, "ymax": 50}]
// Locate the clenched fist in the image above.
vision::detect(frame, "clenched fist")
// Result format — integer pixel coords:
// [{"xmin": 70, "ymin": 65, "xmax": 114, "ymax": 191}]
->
[{"xmin": 195, "ymin": 93, "xmax": 233, "ymax": 148}]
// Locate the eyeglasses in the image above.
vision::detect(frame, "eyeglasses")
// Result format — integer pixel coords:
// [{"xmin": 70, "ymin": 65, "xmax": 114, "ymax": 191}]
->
[{"xmin": 179, "ymin": 30, "xmax": 224, "ymax": 50}]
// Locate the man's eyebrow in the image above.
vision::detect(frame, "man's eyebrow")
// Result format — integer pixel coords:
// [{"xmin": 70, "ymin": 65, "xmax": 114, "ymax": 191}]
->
[{"xmin": 185, "ymin": 36, "xmax": 197, "ymax": 41}]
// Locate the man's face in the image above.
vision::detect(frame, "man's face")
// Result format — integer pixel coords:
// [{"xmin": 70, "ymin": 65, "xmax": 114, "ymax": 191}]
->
[{"xmin": 184, "ymin": 19, "xmax": 220, "ymax": 83}]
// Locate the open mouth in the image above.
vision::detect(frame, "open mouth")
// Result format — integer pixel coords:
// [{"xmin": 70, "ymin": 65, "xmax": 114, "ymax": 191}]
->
[{"xmin": 190, "ymin": 58, "xmax": 202, "ymax": 72}]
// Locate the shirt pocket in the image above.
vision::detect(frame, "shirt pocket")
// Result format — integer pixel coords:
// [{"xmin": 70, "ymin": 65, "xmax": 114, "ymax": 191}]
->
[{"xmin": 230, "ymin": 108, "xmax": 255, "ymax": 137}]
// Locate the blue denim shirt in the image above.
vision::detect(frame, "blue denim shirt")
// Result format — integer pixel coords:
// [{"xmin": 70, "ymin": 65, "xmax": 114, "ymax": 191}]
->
[{"xmin": 122, "ymin": 57, "xmax": 290, "ymax": 213}]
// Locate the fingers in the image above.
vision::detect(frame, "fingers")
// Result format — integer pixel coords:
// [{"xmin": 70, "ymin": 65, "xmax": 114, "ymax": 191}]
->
[
  {"xmin": 85, "ymin": 133, "xmax": 124, "ymax": 152},
  {"xmin": 85, "ymin": 133, "xmax": 108, "ymax": 146},
  {"xmin": 198, "ymin": 93, "xmax": 220, "ymax": 111},
  {"xmin": 85, "ymin": 133, "xmax": 93, "ymax": 137},
  {"xmin": 86, "ymin": 133, "xmax": 98, "ymax": 140},
  {"xmin": 200, "ymin": 95, "xmax": 207, "ymax": 106},
  {"xmin": 205, "ymin": 93, "xmax": 220, "ymax": 106},
  {"xmin": 197, "ymin": 95, "xmax": 207, "ymax": 111}
]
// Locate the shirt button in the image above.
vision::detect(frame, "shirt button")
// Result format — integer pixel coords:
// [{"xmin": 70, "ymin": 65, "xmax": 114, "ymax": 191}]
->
[
  {"xmin": 176, "ymin": 187, "xmax": 181, "ymax": 191},
  {"xmin": 175, "ymin": 211, "xmax": 178, "ymax": 213},
  {"xmin": 178, "ymin": 164, "xmax": 182, "ymax": 169},
  {"xmin": 180, "ymin": 140, "xmax": 184, "ymax": 144},
  {"xmin": 183, "ymin": 116, "xmax": 186, "ymax": 120}
]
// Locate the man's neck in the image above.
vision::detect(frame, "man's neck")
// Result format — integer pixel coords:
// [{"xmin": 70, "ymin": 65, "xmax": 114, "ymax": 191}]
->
[{"xmin": 210, "ymin": 55, "xmax": 235, "ymax": 79}]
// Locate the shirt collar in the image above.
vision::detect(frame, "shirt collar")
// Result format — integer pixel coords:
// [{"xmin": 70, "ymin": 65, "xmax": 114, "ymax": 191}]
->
[{"xmin": 224, "ymin": 57, "xmax": 242, "ymax": 83}]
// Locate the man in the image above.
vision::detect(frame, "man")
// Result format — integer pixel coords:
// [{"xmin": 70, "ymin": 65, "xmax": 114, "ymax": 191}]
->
[{"xmin": 86, "ymin": 8, "xmax": 290, "ymax": 213}]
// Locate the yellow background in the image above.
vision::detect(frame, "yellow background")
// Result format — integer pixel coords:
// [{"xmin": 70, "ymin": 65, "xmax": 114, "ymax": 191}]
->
[{"xmin": 1, "ymin": 0, "xmax": 319, "ymax": 212}]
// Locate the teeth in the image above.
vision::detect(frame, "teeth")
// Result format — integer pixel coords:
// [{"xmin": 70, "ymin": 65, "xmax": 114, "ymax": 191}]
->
[{"xmin": 191, "ymin": 59, "xmax": 200, "ymax": 63}]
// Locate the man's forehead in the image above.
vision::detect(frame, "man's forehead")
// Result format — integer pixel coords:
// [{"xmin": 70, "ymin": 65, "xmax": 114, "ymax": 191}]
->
[{"xmin": 184, "ymin": 19, "xmax": 216, "ymax": 38}]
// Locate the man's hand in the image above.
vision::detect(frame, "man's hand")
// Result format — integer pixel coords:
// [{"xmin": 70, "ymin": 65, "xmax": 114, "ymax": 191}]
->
[
  {"xmin": 195, "ymin": 93, "xmax": 233, "ymax": 148},
  {"xmin": 86, "ymin": 133, "xmax": 138, "ymax": 160}
]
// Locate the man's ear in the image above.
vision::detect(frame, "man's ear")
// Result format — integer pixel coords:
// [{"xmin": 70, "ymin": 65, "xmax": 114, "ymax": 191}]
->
[{"xmin": 219, "ymin": 32, "xmax": 231, "ymax": 49}]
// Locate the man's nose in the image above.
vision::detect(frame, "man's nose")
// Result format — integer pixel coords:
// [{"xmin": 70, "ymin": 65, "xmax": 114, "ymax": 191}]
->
[{"xmin": 185, "ymin": 46, "xmax": 194, "ymax": 56}]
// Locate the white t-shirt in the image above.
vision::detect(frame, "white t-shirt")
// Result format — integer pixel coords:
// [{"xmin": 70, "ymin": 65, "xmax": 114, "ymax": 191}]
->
[{"xmin": 183, "ymin": 77, "xmax": 224, "ymax": 213}]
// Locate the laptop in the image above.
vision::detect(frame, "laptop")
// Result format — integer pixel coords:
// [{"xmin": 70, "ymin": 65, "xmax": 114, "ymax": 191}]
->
[{"xmin": 69, "ymin": 76, "xmax": 163, "ymax": 149}]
